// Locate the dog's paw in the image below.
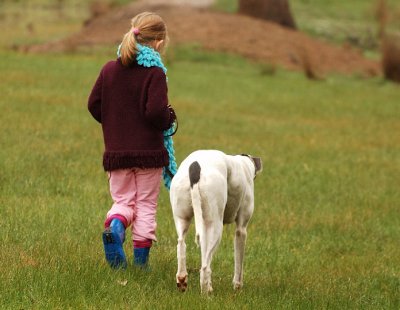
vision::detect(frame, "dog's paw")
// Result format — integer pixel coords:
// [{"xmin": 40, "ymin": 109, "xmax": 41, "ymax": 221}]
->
[
  {"xmin": 176, "ymin": 275, "xmax": 188, "ymax": 292},
  {"xmin": 201, "ymin": 285, "xmax": 213, "ymax": 294},
  {"xmin": 233, "ymin": 280, "xmax": 243, "ymax": 290}
]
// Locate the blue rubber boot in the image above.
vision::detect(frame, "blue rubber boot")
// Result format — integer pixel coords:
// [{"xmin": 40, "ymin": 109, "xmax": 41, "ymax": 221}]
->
[
  {"xmin": 133, "ymin": 247, "xmax": 150, "ymax": 268},
  {"xmin": 102, "ymin": 219, "xmax": 127, "ymax": 269}
]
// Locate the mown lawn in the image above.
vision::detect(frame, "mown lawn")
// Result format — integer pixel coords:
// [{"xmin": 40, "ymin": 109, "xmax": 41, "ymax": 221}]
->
[{"xmin": 0, "ymin": 45, "xmax": 399, "ymax": 308}]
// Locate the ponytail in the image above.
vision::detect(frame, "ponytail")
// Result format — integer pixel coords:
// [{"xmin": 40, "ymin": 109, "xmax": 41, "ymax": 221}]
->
[{"xmin": 120, "ymin": 30, "xmax": 138, "ymax": 66}]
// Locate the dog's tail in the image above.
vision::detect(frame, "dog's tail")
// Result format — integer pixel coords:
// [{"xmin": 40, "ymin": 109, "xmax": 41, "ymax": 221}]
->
[{"xmin": 189, "ymin": 161, "xmax": 202, "ymax": 247}]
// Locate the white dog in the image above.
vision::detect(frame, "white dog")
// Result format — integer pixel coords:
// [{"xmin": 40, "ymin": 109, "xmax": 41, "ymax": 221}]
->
[{"xmin": 169, "ymin": 150, "xmax": 262, "ymax": 293}]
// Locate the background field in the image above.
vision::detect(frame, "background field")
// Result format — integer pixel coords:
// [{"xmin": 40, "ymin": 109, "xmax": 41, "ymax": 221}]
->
[
  {"xmin": 1, "ymin": 0, "xmax": 400, "ymax": 51},
  {"xmin": 0, "ymin": 0, "xmax": 399, "ymax": 309}
]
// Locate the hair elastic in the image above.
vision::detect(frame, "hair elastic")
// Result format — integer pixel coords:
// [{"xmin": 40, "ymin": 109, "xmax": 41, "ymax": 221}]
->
[{"xmin": 132, "ymin": 28, "xmax": 140, "ymax": 35}]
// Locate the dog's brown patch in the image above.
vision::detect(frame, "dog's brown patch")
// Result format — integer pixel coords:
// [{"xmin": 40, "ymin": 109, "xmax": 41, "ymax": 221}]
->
[{"xmin": 177, "ymin": 275, "xmax": 188, "ymax": 292}]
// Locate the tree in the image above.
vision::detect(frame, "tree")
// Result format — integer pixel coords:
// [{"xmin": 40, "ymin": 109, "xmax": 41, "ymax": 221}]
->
[{"xmin": 238, "ymin": 0, "xmax": 296, "ymax": 30}]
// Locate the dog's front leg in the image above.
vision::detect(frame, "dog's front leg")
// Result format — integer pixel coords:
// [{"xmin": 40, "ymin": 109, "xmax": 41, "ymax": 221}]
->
[
  {"xmin": 233, "ymin": 224, "xmax": 247, "ymax": 290},
  {"xmin": 233, "ymin": 198, "xmax": 254, "ymax": 290}
]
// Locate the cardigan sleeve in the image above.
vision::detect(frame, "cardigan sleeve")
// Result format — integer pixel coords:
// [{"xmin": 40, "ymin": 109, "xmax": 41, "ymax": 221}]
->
[
  {"xmin": 88, "ymin": 69, "xmax": 103, "ymax": 123},
  {"xmin": 144, "ymin": 68, "xmax": 176, "ymax": 131}
]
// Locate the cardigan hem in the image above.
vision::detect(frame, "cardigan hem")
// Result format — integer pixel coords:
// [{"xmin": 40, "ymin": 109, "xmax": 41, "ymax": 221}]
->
[{"xmin": 103, "ymin": 150, "xmax": 169, "ymax": 171}]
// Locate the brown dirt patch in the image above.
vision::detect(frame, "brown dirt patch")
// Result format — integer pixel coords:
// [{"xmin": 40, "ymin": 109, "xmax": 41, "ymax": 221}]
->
[{"xmin": 26, "ymin": 2, "xmax": 380, "ymax": 76}]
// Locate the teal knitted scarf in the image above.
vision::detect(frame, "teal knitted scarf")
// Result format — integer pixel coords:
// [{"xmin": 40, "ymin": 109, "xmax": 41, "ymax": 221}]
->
[{"xmin": 117, "ymin": 43, "xmax": 177, "ymax": 190}]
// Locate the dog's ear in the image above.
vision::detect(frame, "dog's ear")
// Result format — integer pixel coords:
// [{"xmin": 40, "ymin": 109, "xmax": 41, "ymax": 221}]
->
[{"xmin": 251, "ymin": 157, "xmax": 263, "ymax": 175}]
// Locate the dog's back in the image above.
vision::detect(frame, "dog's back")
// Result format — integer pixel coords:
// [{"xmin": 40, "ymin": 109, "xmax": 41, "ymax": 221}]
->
[
  {"xmin": 170, "ymin": 150, "xmax": 258, "ymax": 225},
  {"xmin": 171, "ymin": 150, "xmax": 229, "ymax": 202},
  {"xmin": 171, "ymin": 150, "xmax": 228, "ymax": 243}
]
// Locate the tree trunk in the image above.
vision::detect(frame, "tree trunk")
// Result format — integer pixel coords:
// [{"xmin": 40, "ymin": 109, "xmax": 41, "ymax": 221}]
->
[{"xmin": 238, "ymin": 0, "xmax": 296, "ymax": 29}]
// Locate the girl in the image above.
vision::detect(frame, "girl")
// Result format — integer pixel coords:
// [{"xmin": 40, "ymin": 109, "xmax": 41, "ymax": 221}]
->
[{"xmin": 88, "ymin": 12, "xmax": 176, "ymax": 269}]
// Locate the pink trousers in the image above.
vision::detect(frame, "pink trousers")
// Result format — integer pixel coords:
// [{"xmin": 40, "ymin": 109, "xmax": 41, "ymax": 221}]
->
[{"xmin": 105, "ymin": 168, "xmax": 163, "ymax": 246}]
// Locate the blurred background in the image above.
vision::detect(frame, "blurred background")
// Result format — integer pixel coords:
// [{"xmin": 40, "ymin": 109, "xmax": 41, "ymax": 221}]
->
[{"xmin": 1, "ymin": 0, "xmax": 400, "ymax": 81}]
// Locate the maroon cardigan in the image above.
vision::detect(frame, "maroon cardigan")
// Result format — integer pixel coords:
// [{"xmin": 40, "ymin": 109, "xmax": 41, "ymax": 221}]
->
[{"xmin": 88, "ymin": 58, "xmax": 176, "ymax": 171}]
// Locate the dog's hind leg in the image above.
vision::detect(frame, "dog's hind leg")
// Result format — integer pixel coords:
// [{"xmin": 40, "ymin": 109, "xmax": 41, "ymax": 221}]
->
[
  {"xmin": 175, "ymin": 217, "xmax": 191, "ymax": 292},
  {"xmin": 171, "ymin": 178, "xmax": 193, "ymax": 292},
  {"xmin": 199, "ymin": 221, "xmax": 223, "ymax": 294}
]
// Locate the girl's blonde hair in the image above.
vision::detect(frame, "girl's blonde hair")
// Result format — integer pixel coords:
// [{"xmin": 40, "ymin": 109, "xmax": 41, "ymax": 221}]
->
[{"xmin": 120, "ymin": 12, "xmax": 168, "ymax": 66}]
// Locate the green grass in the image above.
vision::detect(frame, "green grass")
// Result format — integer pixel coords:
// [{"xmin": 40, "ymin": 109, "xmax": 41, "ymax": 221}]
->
[
  {"xmin": 1, "ymin": 1, "xmax": 400, "ymax": 308},
  {"xmin": 1, "ymin": 45, "xmax": 399, "ymax": 308}
]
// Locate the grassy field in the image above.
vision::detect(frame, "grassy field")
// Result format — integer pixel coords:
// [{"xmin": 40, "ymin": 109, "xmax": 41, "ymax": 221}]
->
[
  {"xmin": 1, "ymin": 46, "xmax": 399, "ymax": 309},
  {"xmin": 1, "ymin": 1, "xmax": 400, "ymax": 309}
]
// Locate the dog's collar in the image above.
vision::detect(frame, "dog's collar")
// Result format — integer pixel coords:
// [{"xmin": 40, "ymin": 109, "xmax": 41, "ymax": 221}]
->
[{"xmin": 240, "ymin": 154, "xmax": 258, "ymax": 179}]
